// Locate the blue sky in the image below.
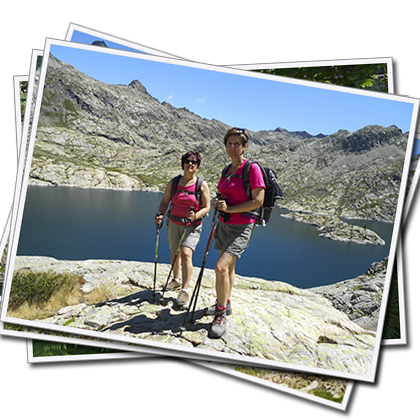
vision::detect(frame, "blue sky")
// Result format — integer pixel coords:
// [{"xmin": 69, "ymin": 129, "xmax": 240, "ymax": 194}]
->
[
  {"xmin": 413, "ymin": 137, "xmax": 420, "ymax": 155},
  {"xmin": 71, "ymin": 30, "xmax": 152, "ymax": 54},
  {"xmin": 48, "ymin": 40, "xmax": 415, "ymax": 137}
]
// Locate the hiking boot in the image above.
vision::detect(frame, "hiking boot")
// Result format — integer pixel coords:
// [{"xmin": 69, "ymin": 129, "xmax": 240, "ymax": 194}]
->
[
  {"xmin": 205, "ymin": 300, "xmax": 232, "ymax": 316},
  {"xmin": 210, "ymin": 306, "xmax": 227, "ymax": 339},
  {"xmin": 164, "ymin": 278, "xmax": 181, "ymax": 291},
  {"xmin": 175, "ymin": 289, "xmax": 189, "ymax": 306}
]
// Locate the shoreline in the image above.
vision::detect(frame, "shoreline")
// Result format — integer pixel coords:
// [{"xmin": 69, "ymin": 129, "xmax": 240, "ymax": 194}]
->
[{"xmin": 26, "ymin": 182, "xmax": 391, "ymax": 238}]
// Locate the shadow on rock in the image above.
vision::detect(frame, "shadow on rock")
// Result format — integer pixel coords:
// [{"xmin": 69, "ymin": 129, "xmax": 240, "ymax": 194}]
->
[
  {"xmin": 94, "ymin": 289, "xmax": 158, "ymax": 308},
  {"xmin": 100, "ymin": 289, "xmax": 212, "ymax": 337}
]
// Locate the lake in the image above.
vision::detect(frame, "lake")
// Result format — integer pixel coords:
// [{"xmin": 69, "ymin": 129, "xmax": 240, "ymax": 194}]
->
[{"xmin": 16, "ymin": 185, "xmax": 394, "ymax": 288}]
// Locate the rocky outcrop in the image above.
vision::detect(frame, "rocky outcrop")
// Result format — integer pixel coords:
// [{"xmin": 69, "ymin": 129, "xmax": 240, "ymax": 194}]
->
[
  {"xmin": 280, "ymin": 212, "xmax": 386, "ymax": 245},
  {"xmin": 310, "ymin": 259, "xmax": 387, "ymax": 331},
  {"xmin": 29, "ymin": 54, "xmax": 408, "ymax": 223},
  {"xmin": 12, "ymin": 255, "xmax": 379, "ymax": 376}
]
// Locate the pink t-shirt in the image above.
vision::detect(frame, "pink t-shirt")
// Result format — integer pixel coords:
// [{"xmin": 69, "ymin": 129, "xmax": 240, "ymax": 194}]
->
[
  {"xmin": 217, "ymin": 159, "xmax": 265, "ymax": 224},
  {"xmin": 170, "ymin": 179, "xmax": 201, "ymax": 226}
]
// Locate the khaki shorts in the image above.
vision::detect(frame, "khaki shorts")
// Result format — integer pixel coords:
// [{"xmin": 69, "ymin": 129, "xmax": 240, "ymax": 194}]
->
[
  {"xmin": 167, "ymin": 220, "xmax": 202, "ymax": 253},
  {"xmin": 214, "ymin": 220, "xmax": 255, "ymax": 259}
]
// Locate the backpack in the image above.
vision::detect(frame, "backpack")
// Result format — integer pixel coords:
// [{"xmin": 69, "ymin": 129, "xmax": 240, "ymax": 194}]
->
[
  {"xmin": 168, "ymin": 175, "xmax": 204, "ymax": 224},
  {"xmin": 221, "ymin": 160, "xmax": 283, "ymax": 226}
]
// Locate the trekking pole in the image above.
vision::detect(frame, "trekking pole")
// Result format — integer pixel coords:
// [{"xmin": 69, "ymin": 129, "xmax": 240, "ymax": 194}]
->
[
  {"xmin": 159, "ymin": 206, "xmax": 194, "ymax": 302},
  {"xmin": 152, "ymin": 217, "xmax": 163, "ymax": 303},
  {"xmin": 181, "ymin": 194, "xmax": 223, "ymax": 329}
]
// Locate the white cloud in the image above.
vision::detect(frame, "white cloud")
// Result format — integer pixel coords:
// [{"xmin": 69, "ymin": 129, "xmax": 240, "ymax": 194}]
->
[{"xmin": 193, "ymin": 96, "xmax": 207, "ymax": 105}]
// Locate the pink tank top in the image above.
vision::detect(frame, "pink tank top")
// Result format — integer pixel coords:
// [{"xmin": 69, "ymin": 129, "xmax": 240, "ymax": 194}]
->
[{"xmin": 170, "ymin": 179, "xmax": 201, "ymax": 226}]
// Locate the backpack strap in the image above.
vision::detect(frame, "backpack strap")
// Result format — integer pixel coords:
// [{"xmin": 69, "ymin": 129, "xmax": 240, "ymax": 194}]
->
[
  {"xmin": 240, "ymin": 160, "xmax": 263, "ymax": 221},
  {"xmin": 221, "ymin": 164, "xmax": 232, "ymax": 180},
  {"xmin": 170, "ymin": 175, "xmax": 182, "ymax": 201},
  {"xmin": 241, "ymin": 160, "xmax": 254, "ymax": 199},
  {"xmin": 195, "ymin": 176, "xmax": 203, "ymax": 208}
]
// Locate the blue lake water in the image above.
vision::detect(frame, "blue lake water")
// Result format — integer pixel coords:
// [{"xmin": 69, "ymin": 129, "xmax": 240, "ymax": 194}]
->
[{"xmin": 16, "ymin": 185, "xmax": 394, "ymax": 288}]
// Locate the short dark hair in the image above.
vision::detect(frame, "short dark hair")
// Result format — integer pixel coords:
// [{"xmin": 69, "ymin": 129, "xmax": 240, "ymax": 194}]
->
[
  {"xmin": 223, "ymin": 127, "xmax": 249, "ymax": 146},
  {"xmin": 181, "ymin": 151, "xmax": 201, "ymax": 168}
]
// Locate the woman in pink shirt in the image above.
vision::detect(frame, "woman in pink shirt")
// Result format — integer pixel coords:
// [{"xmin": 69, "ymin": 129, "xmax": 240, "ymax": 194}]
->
[
  {"xmin": 208, "ymin": 128, "xmax": 265, "ymax": 339},
  {"xmin": 155, "ymin": 152, "xmax": 211, "ymax": 307}
]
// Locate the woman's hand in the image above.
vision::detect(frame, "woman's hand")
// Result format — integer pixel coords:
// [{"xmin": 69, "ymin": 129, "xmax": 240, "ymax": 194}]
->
[
  {"xmin": 155, "ymin": 212, "xmax": 164, "ymax": 226},
  {"xmin": 187, "ymin": 209, "xmax": 196, "ymax": 221},
  {"xmin": 217, "ymin": 200, "xmax": 228, "ymax": 213},
  {"xmin": 213, "ymin": 196, "xmax": 228, "ymax": 212}
]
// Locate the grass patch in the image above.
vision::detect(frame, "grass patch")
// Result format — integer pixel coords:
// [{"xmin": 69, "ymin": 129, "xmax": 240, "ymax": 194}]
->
[
  {"xmin": 7, "ymin": 269, "xmax": 109, "ymax": 320},
  {"xmin": 313, "ymin": 389, "xmax": 343, "ymax": 403},
  {"xmin": 63, "ymin": 99, "xmax": 78, "ymax": 114},
  {"xmin": 32, "ymin": 340, "xmax": 126, "ymax": 357}
]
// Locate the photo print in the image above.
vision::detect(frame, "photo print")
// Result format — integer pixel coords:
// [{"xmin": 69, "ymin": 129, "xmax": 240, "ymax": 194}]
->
[
  {"xmin": 2, "ymin": 25, "xmax": 413, "ymax": 409},
  {"xmin": 1, "ymin": 45, "xmax": 404, "ymax": 411},
  {"xmin": 1, "ymin": 37, "xmax": 418, "ymax": 382}
]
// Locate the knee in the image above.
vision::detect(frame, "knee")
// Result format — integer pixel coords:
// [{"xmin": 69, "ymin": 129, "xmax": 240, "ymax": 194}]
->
[
  {"xmin": 215, "ymin": 260, "xmax": 228, "ymax": 276},
  {"xmin": 181, "ymin": 247, "xmax": 193, "ymax": 263}
]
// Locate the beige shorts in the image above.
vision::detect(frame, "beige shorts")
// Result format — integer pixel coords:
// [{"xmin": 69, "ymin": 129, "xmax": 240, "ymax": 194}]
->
[{"xmin": 167, "ymin": 220, "xmax": 202, "ymax": 253}]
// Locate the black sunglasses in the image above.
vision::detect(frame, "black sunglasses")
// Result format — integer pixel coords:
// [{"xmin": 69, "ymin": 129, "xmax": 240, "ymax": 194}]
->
[
  {"xmin": 185, "ymin": 159, "xmax": 197, "ymax": 165},
  {"xmin": 232, "ymin": 127, "xmax": 248, "ymax": 138}
]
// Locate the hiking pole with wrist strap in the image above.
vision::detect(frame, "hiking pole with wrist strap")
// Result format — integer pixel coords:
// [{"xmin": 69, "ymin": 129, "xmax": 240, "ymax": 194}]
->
[
  {"xmin": 152, "ymin": 215, "xmax": 163, "ymax": 303},
  {"xmin": 159, "ymin": 206, "xmax": 194, "ymax": 302},
  {"xmin": 181, "ymin": 194, "xmax": 224, "ymax": 329}
]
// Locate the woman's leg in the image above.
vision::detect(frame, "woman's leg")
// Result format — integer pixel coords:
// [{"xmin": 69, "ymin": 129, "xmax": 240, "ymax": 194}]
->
[
  {"xmin": 171, "ymin": 251, "xmax": 181, "ymax": 281},
  {"xmin": 180, "ymin": 246, "xmax": 194, "ymax": 290},
  {"xmin": 227, "ymin": 258, "xmax": 236, "ymax": 299},
  {"xmin": 215, "ymin": 251, "xmax": 237, "ymax": 307}
]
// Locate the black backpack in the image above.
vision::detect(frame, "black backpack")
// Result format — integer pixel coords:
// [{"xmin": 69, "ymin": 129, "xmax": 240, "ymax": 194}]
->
[{"xmin": 221, "ymin": 160, "xmax": 283, "ymax": 226}]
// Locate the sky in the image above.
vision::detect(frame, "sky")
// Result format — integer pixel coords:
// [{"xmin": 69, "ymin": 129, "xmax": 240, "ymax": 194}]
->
[
  {"xmin": 414, "ymin": 137, "xmax": 420, "ymax": 155},
  {"xmin": 48, "ymin": 39, "xmax": 416, "ymax": 136},
  {"xmin": 71, "ymin": 30, "xmax": 154, "ymax": 54}
]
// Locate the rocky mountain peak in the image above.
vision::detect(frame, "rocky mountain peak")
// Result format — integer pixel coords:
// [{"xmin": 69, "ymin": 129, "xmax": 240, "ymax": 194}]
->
[
  {"xmin": 274, "ymin": 127, "xmax": 325, "ymax": 139},
  {"xmin": 338, "ymin": 125, "xmax": 404, "ymax": 153},
  {"xmin": 91, "ymin": 40, "xmax": 109, "ymax": 48},
  {"xmin": 128, "ymin": 79, "xmax": 148, "ymax": 94}
]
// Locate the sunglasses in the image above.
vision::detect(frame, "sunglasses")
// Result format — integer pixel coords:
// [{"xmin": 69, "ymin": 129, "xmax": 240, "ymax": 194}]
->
[
  {"xmin": 232, "ymin": 127, "xmax": 248, "ymax": 139},
  {"xmin": 185, "ymin": 159, "xmax": 198, "ymax": 165}
]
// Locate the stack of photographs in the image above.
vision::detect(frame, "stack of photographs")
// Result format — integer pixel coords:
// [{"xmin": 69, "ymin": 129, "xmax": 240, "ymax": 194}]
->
[{"xmin": 1, "ymin": 22, "xmax": 418, "ymax": 413}]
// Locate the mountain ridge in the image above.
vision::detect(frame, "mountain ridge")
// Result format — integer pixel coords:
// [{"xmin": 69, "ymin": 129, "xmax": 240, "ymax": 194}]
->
[{"xmin": 31, "ymin": 53, "xmax": 408, "ymax": 222}]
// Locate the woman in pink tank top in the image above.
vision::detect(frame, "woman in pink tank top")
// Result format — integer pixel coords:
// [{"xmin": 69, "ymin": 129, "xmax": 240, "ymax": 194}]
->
[
  {"xmin": 207, "ymin": 128, "xmax": 265, "ymax": 339},
  {"xmin": 154, "ymin": 151, "xmax": 211, "ymax": 307}
]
